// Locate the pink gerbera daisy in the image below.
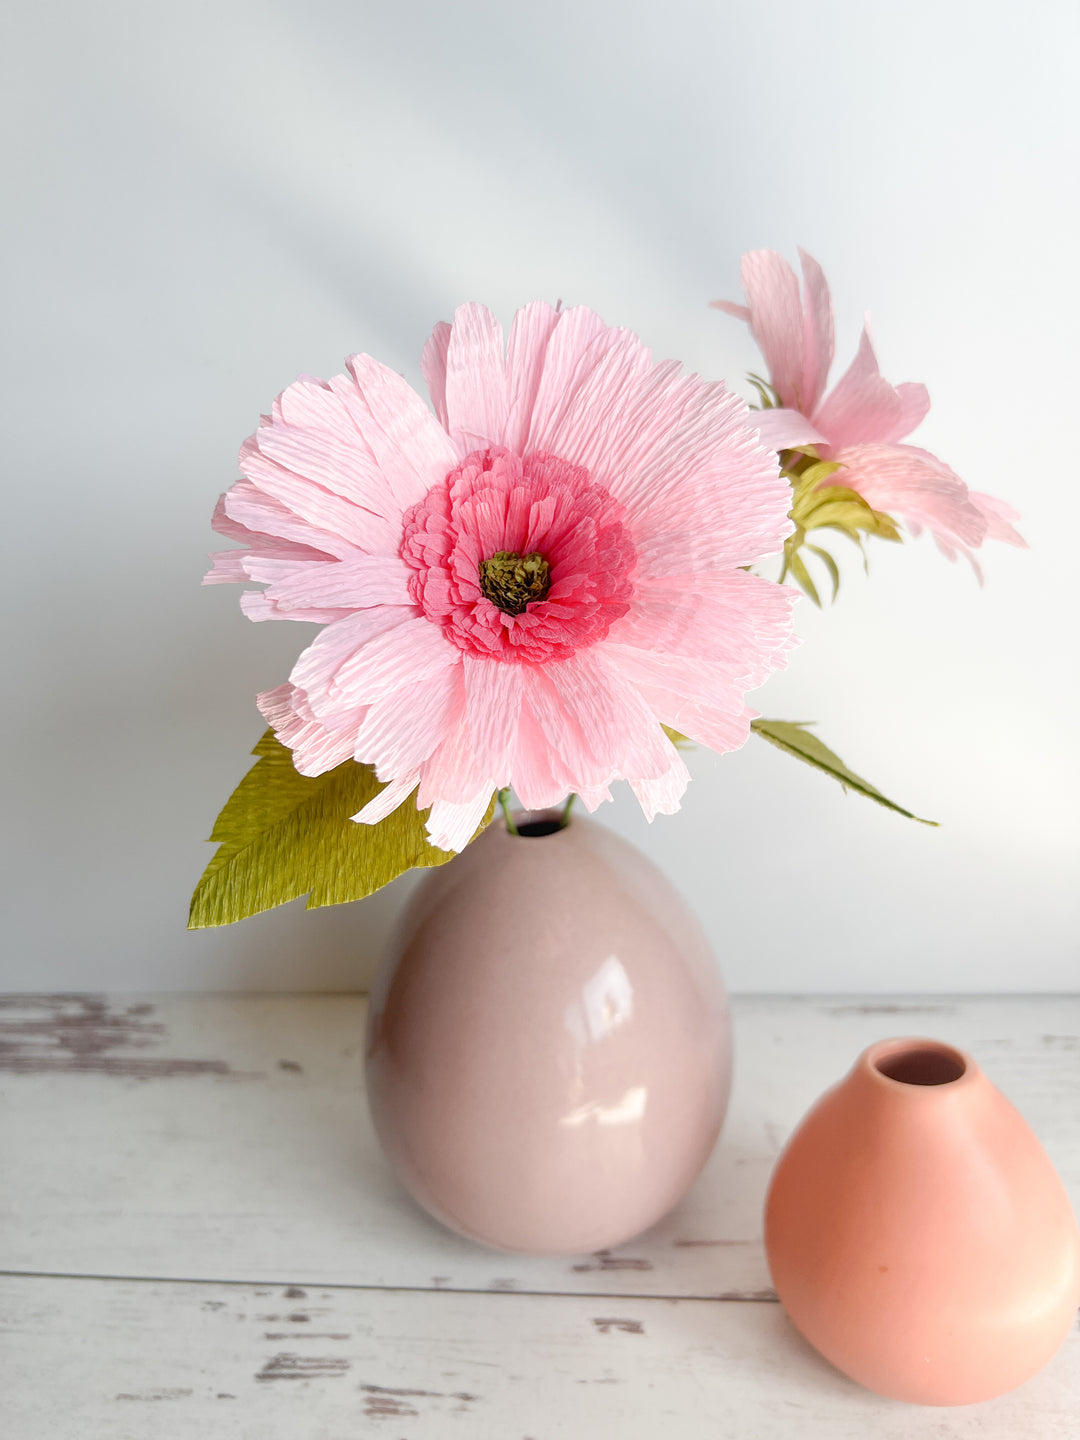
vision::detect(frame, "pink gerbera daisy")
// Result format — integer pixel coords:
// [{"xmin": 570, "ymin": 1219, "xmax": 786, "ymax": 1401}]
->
[
  {"xmin": 206, "ymin": 303, "xmax": 797, "ymax": 851},
  {"xmin": 714, "ymin": 250, "xmax": 1025, "ymax": 573}
]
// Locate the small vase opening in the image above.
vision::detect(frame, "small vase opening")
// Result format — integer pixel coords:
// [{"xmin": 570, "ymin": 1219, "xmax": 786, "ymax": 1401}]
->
[
  {"xmin": 874, "ymin": 1042, "xmax": 966, "ymax": 1087},
  {"xmin": 510, "ymin": 808, "xmax": 565, "ymax": 838}
]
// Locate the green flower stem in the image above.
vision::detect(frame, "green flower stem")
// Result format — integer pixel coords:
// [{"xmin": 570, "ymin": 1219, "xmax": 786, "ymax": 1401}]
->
[
  {"xmin": 560, "ymin": 793, "xmax": 577, "ymax": 828},
  {"xmin": 497, "ymin": 788, "xmax": 519, "ymax": 835}
]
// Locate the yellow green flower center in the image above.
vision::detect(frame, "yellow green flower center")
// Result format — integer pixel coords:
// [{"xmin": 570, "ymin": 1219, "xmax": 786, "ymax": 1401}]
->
[{"xmin": 479, "ymin": 551, "xmax": 551, "ymax": 615}]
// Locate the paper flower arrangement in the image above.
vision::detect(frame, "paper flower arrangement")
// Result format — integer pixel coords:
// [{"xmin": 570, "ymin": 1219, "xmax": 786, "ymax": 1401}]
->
[{"xmin": 189, "ymin": 251, "xmax": 1023, "ymax": 927}]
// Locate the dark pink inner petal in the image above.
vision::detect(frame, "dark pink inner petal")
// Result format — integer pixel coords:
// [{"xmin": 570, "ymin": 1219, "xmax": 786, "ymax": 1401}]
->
[{"xmin": 400, "ymin": 447, "xmax": 636, "ymax": 664}]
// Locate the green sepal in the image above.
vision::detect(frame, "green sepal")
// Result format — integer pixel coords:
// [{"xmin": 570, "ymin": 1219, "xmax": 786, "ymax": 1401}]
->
[
  {"xmin": 662, "ymin": 724, "xmax": 694, "ymax": 749},
  {"xmin": 778, "ymin": 453, "xmax": 901, "ymax": 603},
  {"xmin": 189, "ymin": 731, "xmax": 496, "ymax": 928},
  {"xmin": 751, "ymin": 719, "xmax": 938, "ymax": 825}
]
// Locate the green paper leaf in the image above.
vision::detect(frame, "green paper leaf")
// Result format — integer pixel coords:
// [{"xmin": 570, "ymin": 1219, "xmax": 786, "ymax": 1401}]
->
[
  {"xmin": 806, "ymin": 543, "xmax": 841, "ymax": 603},
  {"xmin": 189, "ymin": 731, "xmax": 496, "ymax": 928},
  {"xmin": 751, "ymin": 719, "xmax": 938, "ymax": 825},
  {"xmin": 788, "ymin": 549, "xmax": 823, "ymax": 607}
]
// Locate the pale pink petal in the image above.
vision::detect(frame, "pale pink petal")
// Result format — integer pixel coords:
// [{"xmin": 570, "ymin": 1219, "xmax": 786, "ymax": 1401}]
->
[
  {"xmin": 240, "ymin": 442, "xmax": 402, "ymax": 556},
  {"xmin": 255, "ymin": 421, "xmax": 400, "ymax": 522},
  {"xmin": 443, "ymin": 303, "xmax": 509, "ymax": 451},
  {"xmin": 417, "ymin": 709, "xmax": 495, "ymax": 808},
  {"xmin": 970, "ymin": 492, "xmax": 1026, "ymax": 548},
  {"xmin": 256, "ymin": 682, "xmax": 363, "ymax": 775},
  {"xmin": 520, "ymin": 663, "xmax": 619, "ymax": 792},
  {"xmin": 270, "ymin": 375, "xmax": 398, "ymax": 509},
  {"xmin": 523, "ymin": 306, "xmax": 617, "ymax": 452},
  {"xmin": 242, "ymin": 553, "xmax": 413, "ymax": 614},
  {"xmin": 352, "ymin": 661, "xmax": 462, "ymax": 779},
  {"xmin": 344, "ymin": 353, "xmax": 459, "ymax": 510},
  {"xmin": 797, "ymin": 248, "xmax": 835, "ymax": 415},
  {"xmin": 830, "ymin": 443, "xmax": 987, "ymax": 550},
  {"xmin": 613, "ymin": 387, "xmax": 790, "ymax": 557},
  {"xmin": 601, "ymin": 642, "xmax": 784, "ymax": 728},
  {"xmin": 421, "ymin": 321, "xmax": 452, "ymax": 429},
  {"xmin": 606, "ymin": 574, "xmax": 797, "ymax": 686},
  {"xmin": 709, "ymin": 298, "xmax": 751, "ymax": 322},
  {"xmin": 535, "ymin": 653, "xmax": 675, "ymax": 785},
  {"xmin": 425, "ymin": 788, "xmax": 497, "ymax": 853},
  {"xmin": 221, "ymin": 478, "xmax": 359, "ymax": 560},
  {"xmin": 739, "ymin": 250, "xmax": 805, "ymax": 411},
  {"xmin": 207, "ymin": 493, "xmax": 335, "ymax": 557},
  {"xmin": 893, "ymin": 382, "xmax": 931, "ymax": 441},
  {"xmin": 556, "ymin": 365, "xmax": 793, "ymax": 567},
  {"xmin": 503, "ymin": 301, "xmax": 562, "ymax": 454},
  {"xmin": 810, "ymin": 325, "xmax": 907, "ymax": 449},
  {"xmin": 240, "ymin": 589, "xmax": 352, "ymax": 625},
  {"xmin": 629, "ymin": 409, "xmax": 795, "ymax": 572},
  {"xmin": 629, "ymin": 745, "xmax": 691, "ymax": 821},
  {"xmin": 462, "ymin": 654, "xmax": 525, "ymax": 782},
  {"xmin": 510, "ymin": 700, "xmax": 577, "ymax": 811},
  {"xmin": 205, "ymin": 550, "xmax": 253, "ymax": 584},
  {"xmin": 287, "ymin": 609, "xmax": 420, "ymax": 717},
  {"xmin": 351, "ymin": 772, "xmax": 421, "ymax": 826},
  {"xmin": 751, "ymin": 406, "xmax": 828, "ymax": 452},
  {"xmin": 638, "ymin": 688, "xmax": 756, "ymax": 755},
  {"xmin": 325, "ymin": 615, "xmax": 459, "ymax": 713},
  {"xmin": 528, "ymin": 323, "xmax": 654, "ymax": 479}
]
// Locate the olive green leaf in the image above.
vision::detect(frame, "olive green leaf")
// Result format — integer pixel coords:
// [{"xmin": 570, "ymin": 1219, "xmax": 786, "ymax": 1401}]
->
[
  {"xmin": 747, "ymin": 371, "xmax": 781, "ymax": 410},
  {"xmin": 751, "ymin": 719, "xmax": 938, "ymax": 825},
  {"xmin": 662, "ymin": 724, "xmax": 693, "ymax": 749},
  {"xmin": 189, "ymin": 730, "xmax": 495, "ymax": 928}
]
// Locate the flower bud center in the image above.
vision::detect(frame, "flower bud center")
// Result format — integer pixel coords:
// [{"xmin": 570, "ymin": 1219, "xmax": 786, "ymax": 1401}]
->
[{"xmin": 479, "ymin": 550, "xmax": 551, "ymax": 615}]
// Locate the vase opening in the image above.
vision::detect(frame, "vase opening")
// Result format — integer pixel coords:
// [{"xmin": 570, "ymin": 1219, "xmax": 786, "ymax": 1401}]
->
[
  {"xmin": 874, "ymin": 1043, "xmax": 966, "ymax": 1087},
  {"xmin": 511, "ymin": 808, "xmax": 565, "ymax": 838}
]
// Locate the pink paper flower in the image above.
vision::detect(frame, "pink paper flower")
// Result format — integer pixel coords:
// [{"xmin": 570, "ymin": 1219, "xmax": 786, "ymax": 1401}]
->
[
  {"xmin": 207, "ymin": 304, "xmax": 797, "ymax": 850},
  {"xmin": 713, "ymin": 250, "xmax": 1025, "ymax": 571}
]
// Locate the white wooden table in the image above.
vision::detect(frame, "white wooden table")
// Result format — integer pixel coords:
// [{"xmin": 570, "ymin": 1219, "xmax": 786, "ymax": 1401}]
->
[{"xmin": 2, "ymin": 993, "xmax": 1077, "ymax": 1438}]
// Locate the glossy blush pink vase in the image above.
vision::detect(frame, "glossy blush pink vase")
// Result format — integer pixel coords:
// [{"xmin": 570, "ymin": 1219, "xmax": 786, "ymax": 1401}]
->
[
  {"xmin": 765, "ymin": 1037, "xmax": 1080, "ymax": 1405},
  {"xmin": 365, "ymin": 811, "xmax": 731, "ymax": 1254}
]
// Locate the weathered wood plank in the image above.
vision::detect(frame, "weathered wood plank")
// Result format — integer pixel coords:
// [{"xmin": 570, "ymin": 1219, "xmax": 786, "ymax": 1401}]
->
[
  {"xmin": 3, "ymin": 1274, "xmax": 1077, "ymax": 1439},
  {"xmin": 1, "ymin": 994, "xmax": 1077, "ymax": 1298}
]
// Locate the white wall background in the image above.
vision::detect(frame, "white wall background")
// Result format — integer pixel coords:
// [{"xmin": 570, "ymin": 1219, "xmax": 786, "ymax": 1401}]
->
[{"xmin": 2, "ymin": 0, "xmax": 1077, "ymax": 993}]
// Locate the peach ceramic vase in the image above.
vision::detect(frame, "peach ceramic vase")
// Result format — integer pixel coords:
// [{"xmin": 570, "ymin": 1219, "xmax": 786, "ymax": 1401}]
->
[
  {"xmin": 765, "ymin": 1037, "xmax": 1080, "ymax": 1405},
  {"xmin": 364, "ymin": 809, "xmax": 731, "ymax": 1255}
]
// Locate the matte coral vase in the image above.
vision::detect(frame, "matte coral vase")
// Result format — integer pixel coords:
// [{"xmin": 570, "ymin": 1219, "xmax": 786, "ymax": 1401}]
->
[
  {"xmin": 364, "ymin": 811, "xmax": 731, "ymax": 1255},
  {"xmin": 765, "ymin": 1037, "xmax": 1080, "ymax": 1405}
]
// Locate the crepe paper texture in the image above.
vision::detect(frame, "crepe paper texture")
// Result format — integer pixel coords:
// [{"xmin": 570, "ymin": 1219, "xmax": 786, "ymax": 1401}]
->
[
  {"xmin": 189, "ymin": 731, "xmax": 495, "ymax": 928},
  {"xmin": 205, "ymin": 301, "xmax": 799, "ymax": 854},
  {"xmin": 195, "ymin": 262, "xmax": 1021, "ymax": 926},
  {"xmin": 714, "ymin": 249, "xmax": 1025, "ymax": 594},
  {"xmin": 750, "ymin": 719, "xmax": 937, "ymax": 825}
]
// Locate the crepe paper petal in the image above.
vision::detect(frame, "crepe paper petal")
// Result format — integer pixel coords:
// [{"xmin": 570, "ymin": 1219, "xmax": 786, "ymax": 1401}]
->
[
  {"xmin": 797, "ymin": 247, "xmax": 835, "ymax": 418},
  {"xmin": 208, "ymin": 303, "xmax": 801, "ymax": 852},
  {"xmin": 737, "ymin": 250, "xmax": 806, "ymax": 411},
  {"xmin": 714, "ymin": 251, "xmax": 1024, "ymax": 569},
  {"xmin": 812, "ymin": 326, "xmax": 910, "ymax": 449},
  {"xmin": 830, "ymin": 443, "xmax": 987, "ymax": 553},
  {"xmin": 444, "ymin": 302, "xmax": 510, "ymax": 452},
  {"xmin": 752, "ymin": 406, "xmax": 828, "ymax": 452},
  {"xmin": 970, "ymin": 491, "xmax": 1027, "ymax": 549},
  {"xmin": 421, "ymin": 321, "xmax": 452, "ymax": 430}
]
